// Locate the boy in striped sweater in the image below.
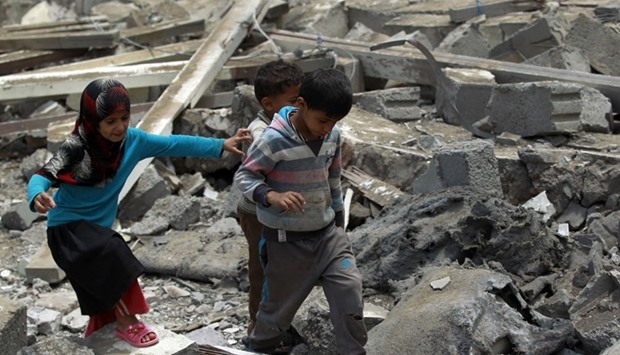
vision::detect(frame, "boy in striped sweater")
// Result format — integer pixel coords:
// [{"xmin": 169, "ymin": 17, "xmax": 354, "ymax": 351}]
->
[{"xmin": 235, "ymin": 68, "xmax": 367, "ymax": 354}]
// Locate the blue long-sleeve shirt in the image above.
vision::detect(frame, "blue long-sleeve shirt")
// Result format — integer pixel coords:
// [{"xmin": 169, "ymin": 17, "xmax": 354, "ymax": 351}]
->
[{"xmin": 28, "ymin": 127, "xmax": 224, "ymax": 228}]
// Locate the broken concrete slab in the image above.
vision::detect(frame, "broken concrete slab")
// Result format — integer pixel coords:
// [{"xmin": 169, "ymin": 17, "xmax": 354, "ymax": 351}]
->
[
  {"xmin": 413, "ymin": 139, "xmax": 503, "ymax": 197},
  {"xmin": 524, "ymin": 44, "xmax": 591, "ymax": 72},
  {"xmin": 133, "ymin": 218, "xmax": 246, "ymax": 282},
  {"xmin": 566, "ymin": 13, "xmax": 620, "ymax": 76},
  {"xmin": 280, "ymin": 0, "xmax": 348, "ymax": 38},
  {"xmin": 569, "ymin": 270, "xmax": 620, "ymax": 354},
  {"xmin": 117, "ymin": 164, "xmax": 171, "ymax": 224},
  {"xmin": 25, "ymin": 242, "xmax": 65, "ymax": 284},
  {"xmin": 0, "ymin": 295, "xmax": 27, "ymax": 355},
  {"xmin": 478, "ymin": 11, "xmax": 540, "ymax": 48},
  {"xmin": 84, "ymin": 323, "xmax": 198, "ymax": 354},
  {"xmin": 489, "ymin": 14, "xmax": 568, "ymax": 62},
  {"xmin": 16, "ymin": 336, "xmax": 94, "ymax": 355},
  {"xmin": 365, "ymin": 266, "xmax": 574, "ymax": 354},
  {"xmin": 436, "ymin": 21, "xmax": 491, "ymax": 58}
]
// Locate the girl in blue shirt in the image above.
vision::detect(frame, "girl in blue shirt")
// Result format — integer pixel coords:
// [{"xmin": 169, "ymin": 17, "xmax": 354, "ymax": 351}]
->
[{"xmin": 27, "ymin": 78, "xmax": 250, "ymax": 348}]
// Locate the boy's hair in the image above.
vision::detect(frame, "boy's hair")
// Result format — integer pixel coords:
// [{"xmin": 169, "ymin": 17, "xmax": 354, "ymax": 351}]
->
[
  {"xmin": 300, "ymin": 68, "xmax": 352, "ymax": 120},
  {"xmin": 254, "ymin": 60, "xmax": 304, "ymax": 102}
]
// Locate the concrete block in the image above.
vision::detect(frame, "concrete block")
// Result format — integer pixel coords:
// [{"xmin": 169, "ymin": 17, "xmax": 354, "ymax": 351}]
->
[
  {"xmin": 0, "ymin": 296, "xmax": 27, "ymax": 355},
  {"xmin": 2, "ymin": 201, "xmax": 40, "ymax": 231},
  {"xmin": 436, "ymin": 68, "xmax": 496, "ymax": 129},
  {"xmin": 25, "ymin": 243, "xmax": 66, "ymax": 284},
  {"xmin": 479, "ymin": 11, "xmax": 539, "ymax": 48},
  {"xmin": 353, "ymin": 86, "xmax": 423, "ymax": 122},
  {"xmin": 280, "ymin": 0, "xmax": 348, "ymax": 38},
  {"xmin": 566, "ymin": 13, "xmax": 620, "ymax": 76},
  {"xmin": 345, "ymin": 0, "xmax": 409, "ymax": 35},
  {"xmin": 490, "ymin": 15, "xmax": 567, "ymax": 62},
  {"xmin": 118, "ymin": 164, "xmax": 171, "ymax": 223},
  {"xmin": 524, "ymin": 44, "xmax": 590, "ymax": 73},
  {"xmin": 413, "ymin": 140, "xmax": 502, "ymax": 196},
  {"xmin": 436, "ymin": 22, "xmax": 490, "ymax": 58},
  {"xmin": 384, "ymin": 13, "xmax": 455, "ymax": 48},
  {"xmin": 487, "ymin": 81, "xmax": 585, "ymax": 137}
]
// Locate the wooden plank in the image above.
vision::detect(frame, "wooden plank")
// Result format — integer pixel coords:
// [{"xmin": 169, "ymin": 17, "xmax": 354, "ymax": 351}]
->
[
  {"xmin": 449, "ymin": 1, "xmax": 541, "ymax": 23},
  {"xmin": 0, "ymin": 62, "xmax": 184, "ymax": 102},
  {"xmin": 0, "ymin": 102, "xmax": 153, "ymax": 136},
  {"xmin": 119, "ymin": 0, "xmax": 269, "ymax": 201},
  {"xmin": 0, "ymin": 49, "xmax": 86, "ymax": 75},
  {"xmin": 0, "ymin": 29, "xmax": 119, "ymax": 50},
  {"xmin": 267, "ymin": 29, "xmax": 620, "ymax": 112},
  {"xmin": 0, "ymin": 53, "xmax": 333, "ymax": 102},
  {"xmin": 1, "ymin": 16, "xmax": 108, "ymax": 32},
  {"xmin": 3, "ymin": 22, "xmax": 114, "ymax": 35},
  {"xmin": 342, "ymin": 166, "xmax": 404, "ymax": 207},
  {"xmin": 122, "ymin": 18, "xmax": 205, "ymax": 45},
  {"xmin": 30, "ymin": 40, "xmax": 203, "ymax": 73}
]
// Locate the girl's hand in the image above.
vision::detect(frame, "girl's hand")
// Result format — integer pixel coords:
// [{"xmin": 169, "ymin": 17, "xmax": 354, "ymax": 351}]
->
[
  {"xmin": 223, "ymin": 128, "xmax": 252, "ymax": 156},
  {"xmin": 34, "ymin": 192, "xmax": 56, "ymax": 214}
]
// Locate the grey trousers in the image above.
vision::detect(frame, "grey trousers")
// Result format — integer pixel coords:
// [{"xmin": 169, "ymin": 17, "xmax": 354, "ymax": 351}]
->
[{"xmin": 250, "ymin": 225, "xmax": 367, "ymax": 354}]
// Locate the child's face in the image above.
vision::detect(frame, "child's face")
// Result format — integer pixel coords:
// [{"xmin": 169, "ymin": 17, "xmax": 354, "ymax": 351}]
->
[
  {"xmin": 301, "ymin": 108, "xmax": 339, "ymax": 139},
  {"xmin": 264, "ymin": 84, "xmax": 300, "ymax": 116},
  {"xmin": 98, "ymin": 109, "xmax": 130, "ymax": 142}
]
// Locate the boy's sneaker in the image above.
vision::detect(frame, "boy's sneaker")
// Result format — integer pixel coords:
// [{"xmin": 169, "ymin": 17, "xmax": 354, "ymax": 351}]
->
[
  {"xmin": 244, "ymin": 325, "xmax": 305, "ymax": 354},
  {"xmin": 242, "ymin": 335, "xmax": 250, "ymax": 347}
]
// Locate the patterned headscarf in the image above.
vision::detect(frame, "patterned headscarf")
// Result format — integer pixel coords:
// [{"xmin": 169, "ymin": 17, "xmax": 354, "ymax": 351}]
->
[{"xmin": 35, "ymin": 78, "xmax": 130, "ymax": 186}]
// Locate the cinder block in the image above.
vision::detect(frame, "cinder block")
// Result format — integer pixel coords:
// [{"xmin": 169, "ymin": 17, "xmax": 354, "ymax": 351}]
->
[{"xmin": 413, "ymin": 140, "xmax": 502, "ymax": 196}]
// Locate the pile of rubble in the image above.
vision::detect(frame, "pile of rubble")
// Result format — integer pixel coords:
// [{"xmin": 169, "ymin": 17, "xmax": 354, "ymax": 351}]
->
[{"xmin": 1, "ymin": 0, "xmax": 620, "ymax": 354}]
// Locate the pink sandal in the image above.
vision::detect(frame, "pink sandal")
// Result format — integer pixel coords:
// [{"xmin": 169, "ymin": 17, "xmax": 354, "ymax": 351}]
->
[{"xmin": 114, "ymin": 321, "xmax": 159, "ymax": 347}]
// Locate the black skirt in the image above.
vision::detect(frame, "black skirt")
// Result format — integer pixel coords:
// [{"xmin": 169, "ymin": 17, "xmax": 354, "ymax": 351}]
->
[{"xmin": 47, "ymin": 220, "xmax": 145, "ymax": 315}]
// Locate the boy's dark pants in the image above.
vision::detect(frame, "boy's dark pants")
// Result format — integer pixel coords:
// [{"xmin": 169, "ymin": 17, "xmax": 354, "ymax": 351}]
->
[
  {"xmin": 250, "ymin": 225, "xmax": 367, "ymax": 354},
  {"xmin": 237, "ymin": 207, "xmax": 264, "ymax": 333}
]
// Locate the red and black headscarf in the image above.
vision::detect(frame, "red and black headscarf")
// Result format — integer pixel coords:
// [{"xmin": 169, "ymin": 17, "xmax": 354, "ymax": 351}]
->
[{"xmin": 35, "ymin": 78, "xmax": 130, "ymax": 186}]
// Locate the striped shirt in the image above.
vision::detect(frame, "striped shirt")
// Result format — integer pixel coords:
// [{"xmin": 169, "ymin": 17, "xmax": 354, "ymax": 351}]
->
[{"xmin": 234, "ymin": 106, "xmax": 343, "ymax": 232}]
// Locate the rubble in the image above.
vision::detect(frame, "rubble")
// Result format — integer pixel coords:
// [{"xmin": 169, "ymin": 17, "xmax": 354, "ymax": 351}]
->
[{"xmin": 1, "ymin": 0, "xmax": 620, "ymax": 354}]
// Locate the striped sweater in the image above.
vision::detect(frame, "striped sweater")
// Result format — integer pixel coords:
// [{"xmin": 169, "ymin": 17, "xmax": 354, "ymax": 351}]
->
[{"xmin": 234, "ymin": 106, "xmax": 343, "ymax": 232}]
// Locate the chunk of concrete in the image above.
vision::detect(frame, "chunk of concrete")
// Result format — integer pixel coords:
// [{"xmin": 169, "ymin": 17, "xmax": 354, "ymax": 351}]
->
[
  {"xmin": 478, "ymin": 11, "xmax": 540, "ymax": 48},
  {"xmin": 489, "ymin": 15, "xmax": 568, "ymax": 62},
  {"xmin": 353, "ymin": 86, "xmax": 424, "ymax": 122},
  {"xmin": 436, "ymin": 68, "xmax": 496, "ymax": 130},
  {"xmin": 566, "ymin": 13, "xmax": 620, "ymax": 76},
  {"xmin": 118, "ymin": 163, "xmax": 171, "ymax": 224},
  {"xmin": 486, "ymin": 81, "xmax": 610, "ymax": 137},
  {"xmin": 569, "ymin": 271, "xmax": 620, "ymax": 354},
  {"xmin": 25, "ymin": 243, "xmax": 65, "ymax": 284},
  {"xmin": 436, "ymin": 22, "xmax": 490, "ymax": 58},
  {"xmin": 384, "ymin": 13, "xmax": 455, "ymax": 49},
  {"xmin": 2, "ymin": 201, "xmax": 40, "ymax": 231},
  {"xmin": 413, "ymin": 140, "xmax": 503, "ymax": 197},
  {"xmin": 280, "ymin": 0, "xmax": 349, "ymax": 38},
  {"xmin": 521, "ymin": 191, "xmax": 556, "ymax": 223},
  {"xmin": 524, "ymin": 44, "xmax": 590, "ymax": 73},
  {"xmin": 0, "ymin": 296, "xmax": 27, "ymax": 355}
]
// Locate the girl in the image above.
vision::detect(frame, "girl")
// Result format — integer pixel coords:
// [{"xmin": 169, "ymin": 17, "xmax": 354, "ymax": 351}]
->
[{"xmin": 27, "ymin": 78, "xmax": 251, "ymax": 347}]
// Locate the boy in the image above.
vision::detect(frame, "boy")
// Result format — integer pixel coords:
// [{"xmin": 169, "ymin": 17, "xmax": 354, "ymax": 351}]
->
[
  {"xmin": 237, "ymin": 59, "xmax": 304, "ymax": 338},
  {"xmin": 235, "ymin": 68, "xmax": 368, "ymax": 354}
]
